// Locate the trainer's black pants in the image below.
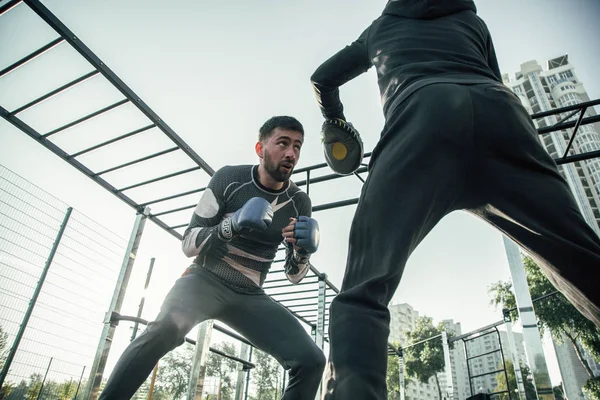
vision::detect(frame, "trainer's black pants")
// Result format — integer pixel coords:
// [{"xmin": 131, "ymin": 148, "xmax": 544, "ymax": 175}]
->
[
  {"xmin": 324, "ymin": 83, "xmax": 600, "ymax": 399},
  {"xmin": 100, "ymin": 268, "xmax": 325, "ymax": 400}
]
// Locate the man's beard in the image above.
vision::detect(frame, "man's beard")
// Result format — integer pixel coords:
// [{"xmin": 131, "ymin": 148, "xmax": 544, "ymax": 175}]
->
[{"xmin": 264, "ymin": 152, "xmax": 293, "ymax": 182}]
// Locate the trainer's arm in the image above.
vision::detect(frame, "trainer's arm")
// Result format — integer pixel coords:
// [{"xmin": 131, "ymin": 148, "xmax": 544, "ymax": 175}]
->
[
  {"xmin": 311, "ymin": 27, "xmax": 372, "ymax": 120},
  {"xmin": 181, "ymin": 168, "xmax": 229, "ymax": 258},
  {"xmin": 283, "ymin": 194, "xmax": 314, "ymax": 284}
]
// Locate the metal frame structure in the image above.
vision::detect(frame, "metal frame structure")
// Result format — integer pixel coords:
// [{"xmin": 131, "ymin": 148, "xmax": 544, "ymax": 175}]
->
[{"xmin": 2, "ymin": 0, "xmax": 600, "ymax": 398}]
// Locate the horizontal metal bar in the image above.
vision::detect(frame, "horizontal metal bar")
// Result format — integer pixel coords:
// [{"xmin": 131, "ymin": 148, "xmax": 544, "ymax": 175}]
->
[
  {"xmin": 0, "ymin": 37, "xmax": 63, "ymax": 78},
  {"xmin": 292, "ymin": 152, "xmax": 372, "ymax": 175},
  {"xmin": 294, "ymin": 308, "xmax": 318, "ymax": 314},
  {"xmin": 69, "ymin": 124, "xmax": 156, "ymax": 158},
  {"xmin": 264, "ymin": 280, "xmax": 317, "ymax": 290},
  {"xmin": 118, "ymin": 166, "xmax": 201, "ymax": 192},
  {"xmin": 151, "ymin": 203, "xmax": 195, "ymax": 217},
  {"xmin": 264, "ymin": 275, "xmax": 318, "ymax": 285},
  {"xmin": 11, "ymin": 70, "xmax": 100, "ymax": 115},
  {"xmin": 467, "ymin": 348, "xmax": 501, "ymax": 361},
  {"xmin": 504, "ymin": 291, "xmax": 559, "ymax": 315},
  {"xmin": 213, "ymin": 324, "xmax": 253, "ymax": 347},
  {"xmin": 563, "ymin": 107, "xmax": 586, "ymax": 157},
  {"xmin": 96, "ymin": 147, "xmax": 179, "ymax": 176},
  {"xmin": 450, "ymin": 320, "xmax": 504, "ymax": 343},
  {"xmin": 399, "ymin": 334, "xmax": 442, "ymax": 352},
  {"xmin": 23, "ymin": 0, "xmax": 215, "ymax": 176},
  {"xmin": 313, "ymin": 198, "xmax": 359, "ymax": 212},
  {"xmin": 0, "ymin": 0, "xmax": 22, "ymax": 16},
  {"xmin": 309, "ymin": 265, "xmax": 339, "ymax": 293},
  {"xmin": 277, "ymin": 295, "xmax": 318, "ymax": 303},
  {"xmin": 463, "ymin": 330, "xmax": 498, "ymax": 343},
  {"xmin": 285, "ymin": 301, "xmax": 318, "ymax": 309},
  {"xmin": 139, "ymin": 187, "xmax": 206, "ymax": 207},
  {"xmin": 207, "ymin": 347, "xmax": 254, "ymax": 370},
  {"xmin": 295, "ymin": 166, "xmax": 369, "ymax": 187},
  {"xmin": 555, "ymin": 150, "xmax": 600, "ymax": 166},
  {"xmin": 538, "ymin": 114, "xmax": 600, "ymax": 136},
  {"xmin": 168, "ymin": 223, "xmax": 188, "ymax": 230},
  {"xmin": 43, "ymin": 98, "xmax": 129, "ymax": 137},
  {"xmin": 469, "ymin": 369, "xmax": 506, "ymax": 380},
  {"xmin": 269, "ymin": 288, "xmax": 318, "ymax": 297},
  {"xmin": 110, "ymin": 313, "xmax": 254, "ymax": 366},
  {"xmin": 531, "ymin": 98, "xmax": 600, "ymax": 119}
]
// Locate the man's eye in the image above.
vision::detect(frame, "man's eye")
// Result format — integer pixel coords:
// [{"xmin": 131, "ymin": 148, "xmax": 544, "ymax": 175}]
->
[{"xmin": 278, "ymin": 142, "xmax": 286, "ymax": 147}]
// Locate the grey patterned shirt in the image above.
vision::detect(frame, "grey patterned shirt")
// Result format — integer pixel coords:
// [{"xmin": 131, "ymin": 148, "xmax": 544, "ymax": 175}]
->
[{"xmin": 181, "ymin": 165, "xmax": 312, "ymax": 292}]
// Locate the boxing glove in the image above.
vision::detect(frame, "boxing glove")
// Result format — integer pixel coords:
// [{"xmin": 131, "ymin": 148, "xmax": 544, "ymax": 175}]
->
[
  {"xmin": 219, "ymin": 197, "xmax": 273, "ymax": 241},
  {"xmin": 293, "ymin": 216, "xmax": 320, "ymax": 254}
]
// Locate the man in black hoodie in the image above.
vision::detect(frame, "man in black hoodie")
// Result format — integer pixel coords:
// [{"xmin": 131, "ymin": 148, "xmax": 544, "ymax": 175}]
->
[{"xmin": 310, "ymin": 0, "xmax": 600, "ymax": 398}]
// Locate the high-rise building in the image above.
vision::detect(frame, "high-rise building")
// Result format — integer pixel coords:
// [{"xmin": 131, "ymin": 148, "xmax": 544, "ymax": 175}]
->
[
  {"xmin": 553, "ymin": 335, "xmax": 600, "ymax": 400},
  {"xmin": 440, "ymin": 320, "xmax": 471, "ymax": 400},
  {"xmin": 389, "ymin": 303, "xmax": 442, "ymax": 400},
  {"xmin": 502, "ymin": 55, "xmax": 600, "ymax": 235},
  {"xmin": 389, "ymin": 303, "xmax": 525, "ymax": 400},
  {"xmin": 462, "ymin": 330, "xmax": 528, "ymax": 396}
]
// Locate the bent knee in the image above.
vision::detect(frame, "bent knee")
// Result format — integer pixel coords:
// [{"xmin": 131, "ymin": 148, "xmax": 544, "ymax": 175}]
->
[{"xmin": 300, "ymin": 345, "xmax": 326, "ymax": 373}]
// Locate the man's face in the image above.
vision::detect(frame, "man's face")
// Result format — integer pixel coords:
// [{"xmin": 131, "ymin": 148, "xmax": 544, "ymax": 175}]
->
[{"xmin": 258, "ymin": 128, "xmax": 304, "ymax": 182}]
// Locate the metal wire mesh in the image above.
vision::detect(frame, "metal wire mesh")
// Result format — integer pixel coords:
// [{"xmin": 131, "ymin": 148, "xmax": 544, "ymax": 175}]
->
[{"xmin": 0, "ymin": 164, "xmax": 127, "ymax": 398}]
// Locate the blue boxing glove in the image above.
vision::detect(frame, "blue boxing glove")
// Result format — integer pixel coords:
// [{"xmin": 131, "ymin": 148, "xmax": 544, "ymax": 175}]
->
[
  {"xmin": 293, "ymin": 216, "xmax": 320, "ymax": 254},
  {"xmin": 219, "ymin": 197, "xmax": 273, "ymax": 241}
]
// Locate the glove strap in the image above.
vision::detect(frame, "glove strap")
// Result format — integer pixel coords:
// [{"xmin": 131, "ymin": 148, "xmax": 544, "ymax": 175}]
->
[{"xmin": 218, "ymin": 217, "xmax": 234, "ymax": 242}]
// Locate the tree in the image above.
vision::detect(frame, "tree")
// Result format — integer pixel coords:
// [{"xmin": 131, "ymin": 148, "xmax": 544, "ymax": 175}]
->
[
  {"xmin": 5, "ymin": 380, "xmax": 27, "ymax": 400},
  {"xmin": 0, "ymin": 325, "xmax": 8, "ymax": 371},
  {"xmin": 553, "ymin": 384, "xmax": 565, "ymax": 400},
  {"xmin": 494, "ymin": 360, "xmax": 536, "ymax": 400},
  {"xmin": 0, "ymin": 382, "xmax": 13, "ymax": 400},
  {"xmin": 488, "ymin": 255, "xmax": 600, "ymax": 377},
  {"xmin": 583, "ymin": 377, "xmax": 600, "ymax": 400},
  {"xmin": 404, "ymin": 317, "xmax": 452, "ymax": 400},
  {"xmin": 153, "ymin": 344, "xmax": 194, "ymax": 399},
  {"xmin": 25, "ymin": 373, "xmax": 43, "ymax": 400},
  {"xmin": 387, "ymin": 347, "xmax": 401, "ymax": 400},
  {"xmin": 250, "ymin": 349, "xmax": 281, "ymax": 400},
  {"xmin": 206, "ymin": 342, "xmax": 238, "ymax": 400},
  {"xmin": 57, "ymin": 379, "xmax": 77, "ymax": 400}
]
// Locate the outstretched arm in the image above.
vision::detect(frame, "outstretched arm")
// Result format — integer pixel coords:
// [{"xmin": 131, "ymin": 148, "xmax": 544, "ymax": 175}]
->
[{"xmin": 310, "ymin": 28, "xmax": 372, "ymax": 120}]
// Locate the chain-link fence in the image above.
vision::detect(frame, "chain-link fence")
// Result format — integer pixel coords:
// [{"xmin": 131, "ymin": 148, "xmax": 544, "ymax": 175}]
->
[{"xmin": 0, "ymin": 164, "xmax": 127, "ymax": 399}]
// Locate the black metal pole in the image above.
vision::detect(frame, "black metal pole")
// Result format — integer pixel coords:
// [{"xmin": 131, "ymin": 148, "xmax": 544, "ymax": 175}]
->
[
  {"xmin": 244, "ymin": 347, "xmax": 253, "ymax": 400},
  {"xmin": 0, "ymin": 207, "xmax": 72, "ymax": 389},
  {"xmin": 73, "ymin": 366, "xmax": 86, "ymax": 399},
  {"xmin": 463, "ymin": 339, "xmax": 473, "ymax": 397},
  {"xmin": 495, "ymin": 326, "xmax": 511, "ymax": 400},
  {"xmin": 36, "ymin": 357, "xmax": 53, "ymax": 400},
  {"xmin": 131, "ymin": 257, "xmax": 155, "ymax": 342}
]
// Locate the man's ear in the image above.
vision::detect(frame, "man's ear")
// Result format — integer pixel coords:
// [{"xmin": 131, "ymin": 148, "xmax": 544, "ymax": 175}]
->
[{"xmin": 255, "ymin": 141, "xmax": 264, "ymax": 159}]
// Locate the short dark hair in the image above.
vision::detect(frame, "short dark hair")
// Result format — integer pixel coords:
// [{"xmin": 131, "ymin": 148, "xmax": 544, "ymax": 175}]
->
[{"xmin": 258, "ymin": 116, "xmax": 304, "ymax": 142}]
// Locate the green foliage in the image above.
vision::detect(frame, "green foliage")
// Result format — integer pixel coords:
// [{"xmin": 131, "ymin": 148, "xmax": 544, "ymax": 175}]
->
[
  {"xmin": 494, "ymin": 360, "xmax": 536, "ymax": 400},
  {"xmin": 583, "ymin": 377, "xmax": 600, "ymax": 400},
  {"xmin": 404, "ymin": 317, "xmax": 453, "ymax": 400},
  {"xmin": 488, "ymin": 254, "xmax": 600, "ymax": 376},
  {"xmin": 205, "ymin": 342, "xmax": 238, "ymax": 400},
  {"xmin": 250, "ymin": 349, "xmax": 282, "ymax": 400}
]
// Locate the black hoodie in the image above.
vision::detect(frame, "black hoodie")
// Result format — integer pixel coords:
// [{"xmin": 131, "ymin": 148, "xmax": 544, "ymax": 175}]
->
[{"xmin": 311, "ymin": 0, "xmax": 503, "ymax": 120}]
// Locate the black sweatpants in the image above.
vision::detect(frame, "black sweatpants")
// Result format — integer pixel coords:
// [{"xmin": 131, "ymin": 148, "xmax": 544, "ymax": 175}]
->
[
  {"xmin": 99, "ymin": 267, "xmax": 325, "ymax": 400},
  {"xmin": 324, "ymin": 82, "xmax": 600, "ymax": 399}
]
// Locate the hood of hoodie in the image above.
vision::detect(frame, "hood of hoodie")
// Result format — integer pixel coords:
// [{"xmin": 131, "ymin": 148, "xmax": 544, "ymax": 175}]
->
[{"xmin": 383, "ymin": 0, "xmax": 477, "ymax": 19}]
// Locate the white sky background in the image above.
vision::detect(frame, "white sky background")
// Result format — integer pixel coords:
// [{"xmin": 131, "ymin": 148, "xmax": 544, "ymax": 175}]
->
[{"xmin": 1, "ymin": 0, "xmax": 599, "ymax": 388}]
